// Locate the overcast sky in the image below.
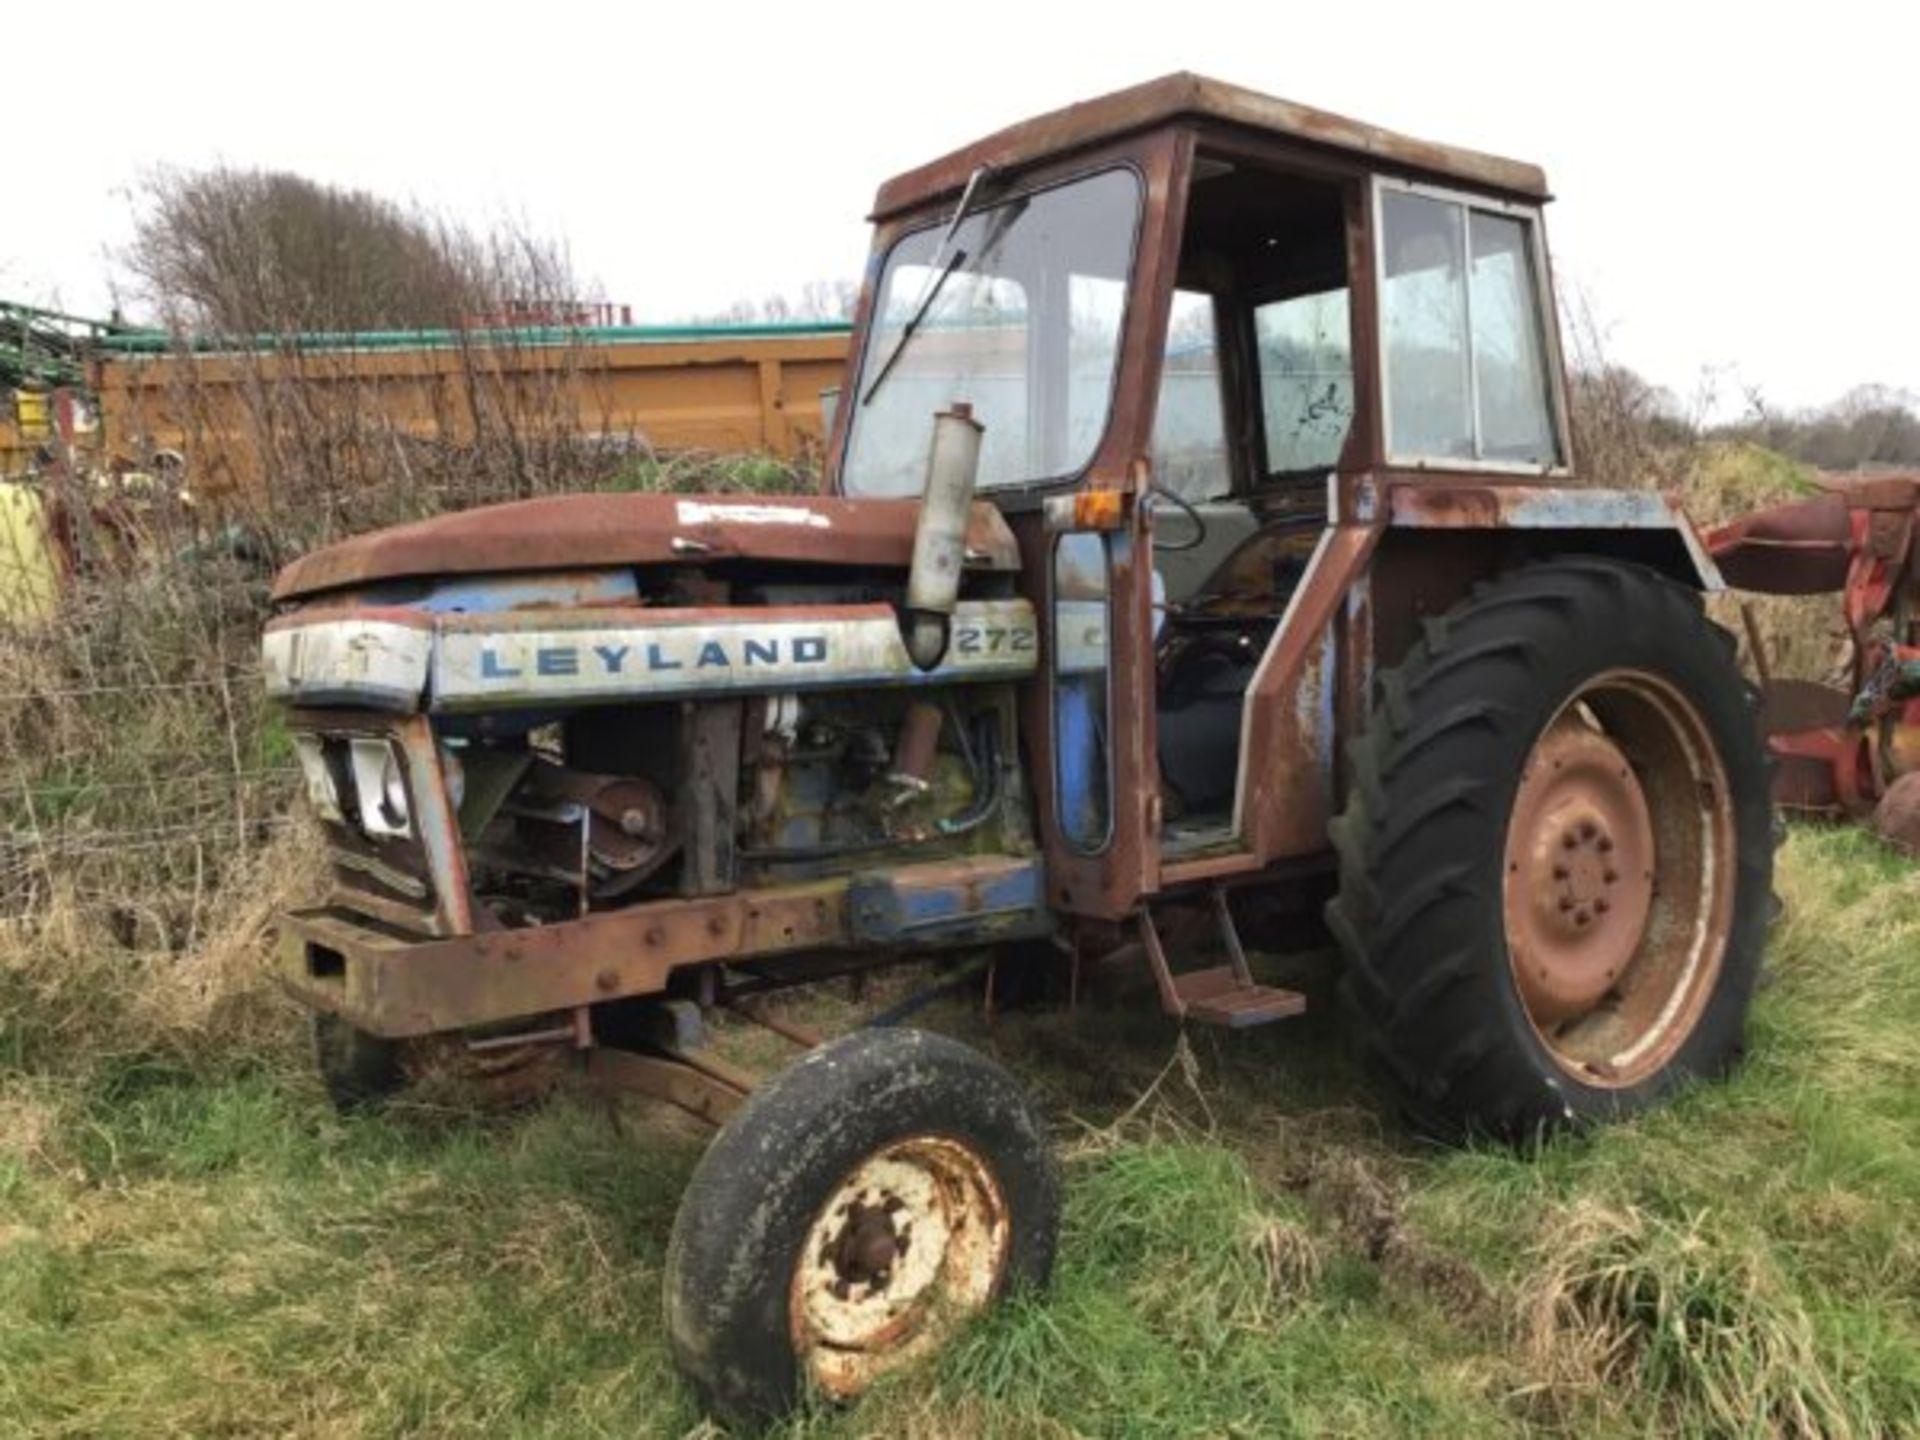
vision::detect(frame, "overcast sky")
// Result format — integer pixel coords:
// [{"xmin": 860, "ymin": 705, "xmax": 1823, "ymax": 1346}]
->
[{"xmin": 8, "ymin": 0, "xmax": 1915, "ymax": 416}]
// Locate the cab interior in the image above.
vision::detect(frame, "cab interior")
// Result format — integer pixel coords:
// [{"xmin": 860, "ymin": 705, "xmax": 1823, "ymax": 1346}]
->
[{"xmin": 1149, "ymin": 154, "xmax": 1354, "ymax": 846}]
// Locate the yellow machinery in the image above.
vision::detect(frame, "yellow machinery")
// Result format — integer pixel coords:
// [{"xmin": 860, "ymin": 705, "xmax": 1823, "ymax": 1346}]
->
[{"xmin": 0, "ymin": 480, "xmax": 56, "ymax": 620}]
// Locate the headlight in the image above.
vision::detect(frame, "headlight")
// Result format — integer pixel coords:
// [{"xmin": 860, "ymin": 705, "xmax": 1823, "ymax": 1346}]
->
[
  {"xmin": 292, "ymin": 734, "xmax": 344, "ymax": 822},
  {"xmin": 348, "ymin": 737, "xmax": 412, "ymax": 838},
  {"xmin": 438, "ymin": 743, "xmax": 466, "ymax": 812}
]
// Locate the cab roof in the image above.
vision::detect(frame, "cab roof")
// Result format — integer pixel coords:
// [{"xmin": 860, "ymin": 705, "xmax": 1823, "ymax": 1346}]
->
[{"xmin": 871, "ymin": 72, "xmax": 1550, "ymax": 220}]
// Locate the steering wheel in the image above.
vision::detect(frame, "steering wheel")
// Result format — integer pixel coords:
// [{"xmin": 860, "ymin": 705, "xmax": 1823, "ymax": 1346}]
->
[{"xmin": 1145, "ymin": 482, "xmax": 1208, "ymax": 553}]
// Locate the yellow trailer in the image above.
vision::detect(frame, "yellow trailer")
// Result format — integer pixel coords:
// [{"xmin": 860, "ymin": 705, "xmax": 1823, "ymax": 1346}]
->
[{"xmin": 91, "ymin": 323, "xmax": 854, "ymax": 499}]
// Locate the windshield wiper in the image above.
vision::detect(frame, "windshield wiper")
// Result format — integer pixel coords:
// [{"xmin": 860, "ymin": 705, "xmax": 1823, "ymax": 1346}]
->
[
  {"xmin": 861, "ymin": 165, "xmax": 993, "ymax": 407},
  {"xmin": 861, "ymin": 250, "xmax": 967, "ymax": 406}
]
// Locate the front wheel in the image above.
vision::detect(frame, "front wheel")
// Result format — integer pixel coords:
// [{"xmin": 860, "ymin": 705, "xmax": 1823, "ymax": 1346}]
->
[
  {"xmin": 664, "ymin": 1026, "xmax": 1059, "ymax": 1428},
  {"xmin": 1327, "ymin": 558, "xmax": 1772, "ymax": 1138}
]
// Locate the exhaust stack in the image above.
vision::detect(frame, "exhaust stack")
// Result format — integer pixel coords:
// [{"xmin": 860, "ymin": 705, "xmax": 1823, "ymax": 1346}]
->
[{"xmin": 902, "ymin": 403, "xmax": 984, "ymax": 670}]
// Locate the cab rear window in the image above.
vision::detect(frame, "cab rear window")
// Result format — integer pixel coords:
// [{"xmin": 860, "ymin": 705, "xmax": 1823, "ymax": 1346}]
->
[{"xmin": 1379, "ymin": 184, "xmax": 1561, "ymax": 469}]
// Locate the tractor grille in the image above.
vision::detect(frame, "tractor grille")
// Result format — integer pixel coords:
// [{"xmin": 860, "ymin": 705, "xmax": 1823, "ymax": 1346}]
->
[{"xmin": 321, "ymin": 820, "xmax": 443, "ymax": 934}]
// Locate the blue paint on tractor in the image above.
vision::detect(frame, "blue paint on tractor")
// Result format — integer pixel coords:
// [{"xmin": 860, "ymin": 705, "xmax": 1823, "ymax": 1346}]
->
[
  {"xmin": 357, "ymin": 570, "xmax": 640, "ymax": 614},
  {"xmin": 1055, "ymin": 678, "xmax": 1104, "ymax": 846},
  {"xmin": 847, "ymin": 859, "xmax": 1049, "ymax": 947}
]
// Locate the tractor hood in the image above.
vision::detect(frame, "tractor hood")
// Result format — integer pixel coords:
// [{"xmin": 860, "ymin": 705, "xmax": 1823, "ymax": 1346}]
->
[{"xmin": 271, "ymin": 491, "xmax": 1022, "ymax": 602}]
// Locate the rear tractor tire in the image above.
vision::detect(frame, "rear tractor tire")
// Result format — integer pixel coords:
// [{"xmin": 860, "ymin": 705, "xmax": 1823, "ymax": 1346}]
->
[
  {"xmin": 665, "ymin": 1026, "xmax": 1059, "ymax": 1429},
  {"xmin": 1327, "ymin": 558, "xmax": 1772, "ymax": 1139},
  {"xmin": 311, "ymin": 1012, "xmax": 403, "ymax": 1113},
  {"xmin": 311, "ymin": 1014, "xmax": 563, "ymax": 1114}
]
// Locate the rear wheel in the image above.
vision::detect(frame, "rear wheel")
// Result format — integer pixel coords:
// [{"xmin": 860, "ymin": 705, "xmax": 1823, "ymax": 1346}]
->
[
  {"xmin": 1327, "ymin": 558, "xmax": 1772, "ymax": 1138},
  {"xmin": 665, "ymin": 1026, "xmax": 1058, "ymax": 1428}
]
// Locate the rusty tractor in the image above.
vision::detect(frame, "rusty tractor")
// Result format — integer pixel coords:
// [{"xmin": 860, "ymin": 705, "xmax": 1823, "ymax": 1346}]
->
[{"xmin": 263, "ymin": 74, "xmax": 1775, "ymax": 1425}]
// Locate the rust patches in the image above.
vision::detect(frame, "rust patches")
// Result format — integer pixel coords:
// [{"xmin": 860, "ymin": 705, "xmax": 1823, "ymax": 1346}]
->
[
  {"xmin": 1392, "ymin": 485, "xmax": 1504, "ymax": 529},
  {"xmin": 1504, "ymin": 672, "xmax": 1735, "ymax": 1090},
  {"xmin": 870, "ymin": 72, "xmax": 1548, "ymax": 221},
  {"xmin": 271, "ymin": 880, "xmax": 848, "ymax": 1038},
  {"xmin": 789, "ymin": 1135, "xmax": 1010, "ymax": 1401},
  {"xmin": 271, "ymin": 493, "xmax": 1020, "ymax": 601},
  {"xmin": 264, "ymin": 603, "xmax": 434, "ymax": 635},
  {"xmin": 1240, "ymin": 525, "xmax": 1381, "ymax": 863},
  {"xmin": 1504, "ymin": 720, "xmax": 1655, "ymax": 1032},
  {"xmin": 1385, "ymin": 482, "xmax": 1687, "ymax": 533},
  {"xmin": 585, "ymin": 1047, "xmax": 749, "ymax": 1126}
]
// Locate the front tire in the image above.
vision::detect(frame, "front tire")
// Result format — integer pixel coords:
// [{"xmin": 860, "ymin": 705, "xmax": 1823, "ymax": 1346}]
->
[
  {"xmin": 1327, "ymin": 558, "xmax": 1772, "ymax": 1139},
  {"xmin": 664, "ymin": 1027, "xmax": 1059, "ymax": 1428}
]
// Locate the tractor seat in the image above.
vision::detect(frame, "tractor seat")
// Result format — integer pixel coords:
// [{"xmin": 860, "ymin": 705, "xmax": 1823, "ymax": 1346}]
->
[{"xmin": 1154, "ymin": 513, "xmax": 1323, "ymax": 818}]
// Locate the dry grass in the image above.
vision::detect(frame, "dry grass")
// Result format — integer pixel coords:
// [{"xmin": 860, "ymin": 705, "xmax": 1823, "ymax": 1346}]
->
[
  {"xmin": 0, "ymin": 828, "xmax": 320, "ymax": 1083},
  {"xmin": 1673, "ymin": 440, "xmax": 1821, "ymax": 526},
  {"xmin": 1518, "ymin": 1200, "xmax": 1855, "ymax": 1435}
]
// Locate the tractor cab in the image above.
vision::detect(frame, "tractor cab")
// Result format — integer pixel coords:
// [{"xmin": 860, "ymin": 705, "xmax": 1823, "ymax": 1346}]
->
[{"xmin": 827, "ymin": 72, "xmax": 1579, "ymax": 919}]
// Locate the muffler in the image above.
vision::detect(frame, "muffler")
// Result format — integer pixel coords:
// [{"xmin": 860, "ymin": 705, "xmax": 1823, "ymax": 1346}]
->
[{"xmin": 901, "ymin": 403, "xmax": 984, "ymax": 670}]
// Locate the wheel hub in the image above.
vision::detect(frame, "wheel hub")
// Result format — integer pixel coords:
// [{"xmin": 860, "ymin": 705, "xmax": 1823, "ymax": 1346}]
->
[
  {"xmin": 792, "ymin": 1136, "xmax": 1007, "ymax": 1399},
  {"xmin": 824, "ymin": 1194, "xmax": 910, "ymax": 1296},
  {"xmin": 1505, "ymin": 721, "xmax": 1656, "ymax": 1028}
]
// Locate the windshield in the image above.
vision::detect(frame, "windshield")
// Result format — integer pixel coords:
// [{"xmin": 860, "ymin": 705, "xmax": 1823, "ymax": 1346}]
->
[{"xmin": 841, "ymin": 168, "xmax": 1143, "ymax": 497}]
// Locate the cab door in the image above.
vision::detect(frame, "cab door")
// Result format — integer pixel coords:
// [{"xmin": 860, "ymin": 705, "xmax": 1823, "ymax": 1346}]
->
[
  {"xmin": 1031, "ymin": 481, "xmax": 1162, "ymax": 921},
  {"xmin": 1023, "ymin": 128, "xmax": 1191, "ymax": 920}
]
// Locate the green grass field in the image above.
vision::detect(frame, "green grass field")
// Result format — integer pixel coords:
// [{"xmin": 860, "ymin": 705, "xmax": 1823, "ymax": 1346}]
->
[{"xmin": 3, "ymin": 824, "xmax": 1918, "ymax": 1438}]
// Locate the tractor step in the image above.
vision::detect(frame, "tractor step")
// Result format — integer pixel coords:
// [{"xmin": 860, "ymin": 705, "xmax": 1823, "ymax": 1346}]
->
[
  {"xmin": 1136, "ymin": 889, "xmax": 1307, "ymax": 1030},
  {"xmin": 1170, "ymin": 965, "xmax": 1307, "ymax": 1028}
]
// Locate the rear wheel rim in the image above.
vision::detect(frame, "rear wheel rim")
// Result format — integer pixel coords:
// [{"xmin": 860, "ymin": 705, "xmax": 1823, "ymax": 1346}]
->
[
  {"xmin": 1502, "ymin": 669, "xmax": 1736, "ymax": 1089},
  {"xmin": 790, "ymin": 1134, "xmax": 1009, "ymax": 1399}
]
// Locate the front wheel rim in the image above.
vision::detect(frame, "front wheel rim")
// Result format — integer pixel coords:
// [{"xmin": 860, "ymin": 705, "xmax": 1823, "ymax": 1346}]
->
[
  {"xmin": 1502, "ymin": 669, "xmax": 1736, "ymax": 1089},
  {"xmin": 790, "ymin": 1133, "xmax": 1009, "ymax": 1399}
]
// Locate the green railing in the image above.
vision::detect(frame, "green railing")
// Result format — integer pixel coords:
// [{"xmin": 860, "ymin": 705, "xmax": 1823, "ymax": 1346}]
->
[
  {"xmin": 2, "ymin": 302, "xmax": 155, "ymax": 389},
  {"xmin": 93, "ymin": 319, "xmax": 854, "ymax": 358}
]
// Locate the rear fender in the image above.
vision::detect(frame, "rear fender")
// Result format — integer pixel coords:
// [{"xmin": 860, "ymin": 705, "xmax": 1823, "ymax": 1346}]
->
[
  {"xmin": 1363, "ymin": 482, "xmax": 1720, "ymax": 672},
  {"xmin": 1222, "ymin": 483, "xmax": 1719, "ymax": 869},
  {"xmin": 1370, "ymin": 481, "xmax": 1719, "ymax": 584}
]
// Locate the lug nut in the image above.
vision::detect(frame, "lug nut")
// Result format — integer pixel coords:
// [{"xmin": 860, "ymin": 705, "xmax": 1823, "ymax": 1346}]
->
[
  {"xmin": 1558, "ymin": 896, "xmax": 1574, "ymax": 912},
  {"xmin": 1574, "ymin": 909, "xmax": 1592, "ymax": 927},
  {"xmin": 1579, "ymin": 820, "xmax": 1598, "ymax": 841},
  {"xmin": 1595, "ymin": 898, "xmax": 1611, "ymax": 914},
  {"xmin": 1552, "ymin": 864, "xmax": 1569, "ymax": 880},
  {"xmin": 1604, "ymin": 869, "xmax": 1619, "ymax": 884},
  {"xmin": 1597, "ymin": 835, "xmax": 1614, "ymax": 853},
  {"xmin": 1563, "ymin": 832, "xmax": 1580, "ymax": 850}
]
